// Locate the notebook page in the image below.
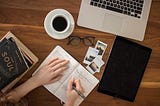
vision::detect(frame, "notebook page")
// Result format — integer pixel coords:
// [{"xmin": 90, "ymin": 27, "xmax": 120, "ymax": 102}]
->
[
  {"xmin": 33, "ymin": 46, "xmax": 78, "ymax": 94},
  {"xmin": 55, "ymin": 64, "xmax": 99, "ymax": 106}
]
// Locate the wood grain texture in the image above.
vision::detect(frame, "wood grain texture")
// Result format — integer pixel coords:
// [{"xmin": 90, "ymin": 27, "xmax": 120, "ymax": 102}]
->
[{"xmin": 0, "ymin": 0, "xmax": 160, "ymax": 106}]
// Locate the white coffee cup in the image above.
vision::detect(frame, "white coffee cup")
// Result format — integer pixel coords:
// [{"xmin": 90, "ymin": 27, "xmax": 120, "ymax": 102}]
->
[
  {"xmin": 44, "ymin": 9, "xmax": 75, "ymax": 40},
  {"xmin": 51, "ymin": 14, "xmax": 70, "ymax": 34}
]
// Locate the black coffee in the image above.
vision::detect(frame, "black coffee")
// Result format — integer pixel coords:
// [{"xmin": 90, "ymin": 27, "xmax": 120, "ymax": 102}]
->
[{"xmin": 52, "ymin": 16, "xmax": 68, "ymax": 32}]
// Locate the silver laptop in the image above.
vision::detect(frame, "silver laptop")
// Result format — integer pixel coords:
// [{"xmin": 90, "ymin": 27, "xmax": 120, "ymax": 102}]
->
[{"xmin": 77, "ymin": 0, "xmax": 152, "ymax": 41}]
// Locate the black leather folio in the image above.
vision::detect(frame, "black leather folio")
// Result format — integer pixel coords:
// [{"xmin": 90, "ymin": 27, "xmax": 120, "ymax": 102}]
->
[
  {"xmin": 97, "ymin": 36, "xmax": 152, "ymax": 102},
  {"xmin": 0, "ymin": 38, "xmax": 28, "ymax": 90}
]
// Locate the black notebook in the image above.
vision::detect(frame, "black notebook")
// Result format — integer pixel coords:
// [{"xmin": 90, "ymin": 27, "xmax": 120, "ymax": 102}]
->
[
  {"xmin": 97, "ymin": 36, "xmax": 152, "ymax": 102},
  {"xmin": 0, "ymin": 38, "xmax": 28, "ymax": 90}
]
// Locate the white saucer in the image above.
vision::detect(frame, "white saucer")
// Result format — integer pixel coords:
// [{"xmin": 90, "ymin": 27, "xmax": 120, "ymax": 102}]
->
[{"xmin": 44, "ymin": 9, "xmax": 75, "ymax": 39}]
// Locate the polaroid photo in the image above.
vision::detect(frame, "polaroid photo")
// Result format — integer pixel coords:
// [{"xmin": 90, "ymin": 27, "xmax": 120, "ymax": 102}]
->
[
  {"xmin": 83, "ymin": 47, "xmax": 99, "ymax": 65},
  {"xmin": 95, "ymin": 40, "xmax": 107, "ymax": 58},
  {"xmin": 86, "ymin": 56, "xmax": 104, "ymax": 74}
]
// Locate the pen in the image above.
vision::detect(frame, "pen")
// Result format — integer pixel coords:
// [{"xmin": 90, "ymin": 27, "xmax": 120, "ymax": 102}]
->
[{"xmin": 72, "ymin": 86, "xmax": 85, "ymax": 100}]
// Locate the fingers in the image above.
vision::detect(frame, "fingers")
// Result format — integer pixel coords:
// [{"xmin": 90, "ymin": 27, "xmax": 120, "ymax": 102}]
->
[
  {"xmin": 67, "ymin": 77, "xmax": 74, "ymax": 91},
  {"xmin": 67, "ymin": 78, "xmax": 84, "ymax": 93},
  {"xmin": 49, "ymin": 59, "xmax": 69, "ymax": 77},
  {"xmin": 47, "ymin": 57, "xmax": 69, "ymax": 67},
  {"xmin": 50, "ymin": 60, "xmax": 69, "ymax": 71},
  {"xmin": 0, "ymin": 95, "xmax": 6, "ymax": 102},
  {"xmin": 47, "ymin": 57, "xmax": 59, "ymax": 65},
  {"xmin": 74, "ymin": 79, "xmax": 84, "ymax": 93},
  {"xmin": 53, "ymin": 66, "xmax": 68, "ymax": 76},
  {"xmin": 47, "ymin": 57, "xmax": 69, "ymax": 71},
  {"xmin": 4, "ymin": 90, "xmax": 20, "ymax": 103},
  {"xmin": 49, "ymin": 59, "xmax": 66, "ymax": 67}
]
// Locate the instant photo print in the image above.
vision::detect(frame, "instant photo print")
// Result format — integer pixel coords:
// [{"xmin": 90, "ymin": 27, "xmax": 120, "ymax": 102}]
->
[
  {"xmin": 83, "ymin": 47, "xmax": 99, "ymax": 65},
  {"xmin": 95, "ymin": 40, "xmax": 107, "ymax": 57},
  {"xmin": 86, "ymin": 56, "xmax": 104, "ymax": 74}
]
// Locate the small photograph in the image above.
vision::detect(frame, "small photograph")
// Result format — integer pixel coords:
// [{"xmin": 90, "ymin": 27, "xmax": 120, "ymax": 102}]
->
[
  {"xmin": 85, "ymin": 55, "xmax": 95, "ymax": 62},
  {"xmin": 95, "ymin": 40, "xmax": 107, "ymax": 57},
  {"xmin": 89, "ymin": 62, "xmax": 99, "ymax": 72},
  {"xmin": 86, "ymin": 56, "xmax": 104, "ymax": 74},
  {"xmin": 83, "ymin": 47, "xmax": 99, "ymax": 65}
]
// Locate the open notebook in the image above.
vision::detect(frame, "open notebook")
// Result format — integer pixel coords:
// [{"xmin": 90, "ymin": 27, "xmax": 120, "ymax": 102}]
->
[{"xmin": 33, "ymin": 46, "xmax": 99, "ymax": 106}]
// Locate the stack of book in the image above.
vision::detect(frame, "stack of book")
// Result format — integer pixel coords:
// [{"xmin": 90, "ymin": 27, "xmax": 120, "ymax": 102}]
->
[{"xmin": 0, "ymin": 31, "xmax": 38, "ymax": 93}]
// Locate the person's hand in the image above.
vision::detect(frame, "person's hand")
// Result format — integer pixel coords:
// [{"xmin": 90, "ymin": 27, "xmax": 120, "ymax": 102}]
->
[
  {"xmin": 32, "ymin": 57, "xmax": 69, "ymax": 86},
  {"xmin": 65, "ymin": 77, "xmax": 84, "ymax": 106},
  {"xmin": 2, "ymin": 89, "xmax": 21, "ymax": 103},
  {"xmin": 2, "ymin": 57, "xmax": 69, "ymax": 103}
]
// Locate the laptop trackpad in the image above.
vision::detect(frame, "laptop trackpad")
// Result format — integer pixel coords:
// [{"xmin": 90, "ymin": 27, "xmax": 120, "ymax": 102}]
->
[{"xmin": 102, "ymin": 13, "xmax": 123, "ymax": 34}]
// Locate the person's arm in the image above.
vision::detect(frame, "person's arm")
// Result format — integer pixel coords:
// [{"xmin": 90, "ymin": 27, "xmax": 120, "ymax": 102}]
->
[
  {"xmin": 65, "ymin": 77, "xmax": 84, "ymax": 106},
  {"xmin": 5, "ymin": 75, "xmax": 41, "ymax": 103},
  {"xmin": 4, "ymin": 57, "xmax": 69, "ymax": 103}
]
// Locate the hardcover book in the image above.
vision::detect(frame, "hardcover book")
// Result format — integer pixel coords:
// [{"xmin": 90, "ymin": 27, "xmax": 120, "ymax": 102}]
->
[
  {"xmin": 0, "ymin": 31, "xmax": 38, "ymax": 93},
  {"xmin": 0, "ymin": 38, "xmax": 28, "ymax": 90}
]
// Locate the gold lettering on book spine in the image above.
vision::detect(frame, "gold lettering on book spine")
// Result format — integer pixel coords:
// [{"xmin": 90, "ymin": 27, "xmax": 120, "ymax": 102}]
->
[{"xmin": 2, "ymin": 52, "xmax": 14, "ymax": 71}]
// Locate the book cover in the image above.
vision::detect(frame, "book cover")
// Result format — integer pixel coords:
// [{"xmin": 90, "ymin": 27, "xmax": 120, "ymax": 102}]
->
[
  {"xmin": 0, "ymin": 37, "xmax": 28, "ymax": 90},
  {"xmin": 0, "ymin": 31, "xmax": 38, "ymax": 93}
]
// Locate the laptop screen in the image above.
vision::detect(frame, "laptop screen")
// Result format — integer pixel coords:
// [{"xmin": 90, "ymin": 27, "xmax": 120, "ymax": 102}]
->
[{"xmin": 97, "ymin": 36, "xmax": 152, "ymax": 102}]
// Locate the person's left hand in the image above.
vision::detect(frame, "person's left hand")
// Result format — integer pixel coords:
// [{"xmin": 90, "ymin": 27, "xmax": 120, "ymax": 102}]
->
[
  {"xmin": 32, "ymin": 57, "xmax": 69, "ymax": 86},
  {"xmin": 1, "ymin": 57, "xmax": 69, "ymax": 104}
]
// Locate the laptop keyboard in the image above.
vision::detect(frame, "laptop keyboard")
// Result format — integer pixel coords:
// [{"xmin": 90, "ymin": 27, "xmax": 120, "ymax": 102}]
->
[{"xmin": 90, "ymin": 0, "xmax": 144, "ymax": 18}]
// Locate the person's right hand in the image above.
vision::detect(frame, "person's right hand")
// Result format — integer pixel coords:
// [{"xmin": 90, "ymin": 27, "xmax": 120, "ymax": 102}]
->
[
  {"xmin": 32, "ymin": 57, "xmax": 69, "ymax": 87},
  {"xmin": 65, "ymin": 77, "xmax": 84, "ymax": 106}
]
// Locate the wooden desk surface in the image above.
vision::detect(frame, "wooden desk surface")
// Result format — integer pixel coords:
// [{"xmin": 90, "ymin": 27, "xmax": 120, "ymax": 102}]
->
[{"xmin": 0, "ymin": 0, "xmax": 160, "ymax": 106}]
